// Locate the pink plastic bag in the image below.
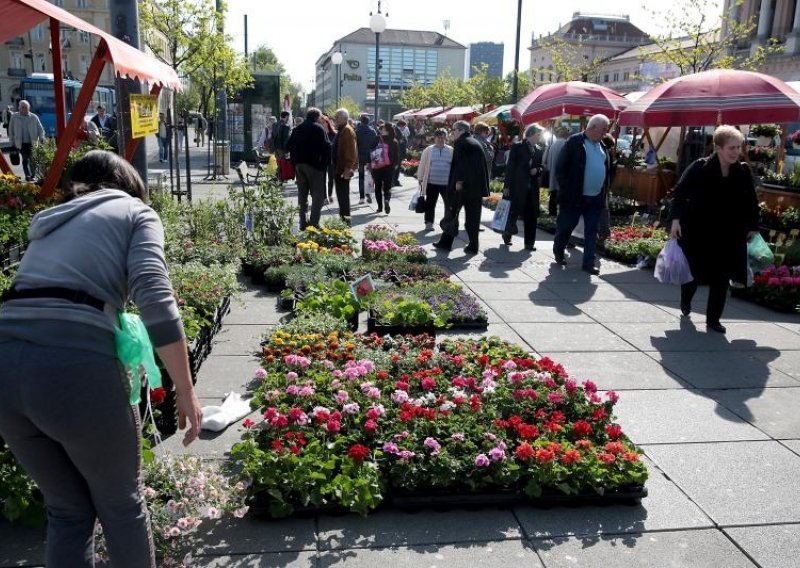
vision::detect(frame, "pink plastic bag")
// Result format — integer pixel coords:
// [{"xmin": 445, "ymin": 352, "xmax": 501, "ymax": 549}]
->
[{"xmin": 654, "ymin": 239, "xmax": 693, "ymax": 285}]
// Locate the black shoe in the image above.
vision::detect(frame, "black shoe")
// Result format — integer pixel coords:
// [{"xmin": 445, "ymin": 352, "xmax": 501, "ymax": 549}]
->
[
  {"xmin": 463, "ymin": 245, "xmax": 479, "ymax": 255},
  {"xmin": 366, "ymin": 195, "xmax": 373, "ymax": 203},
  {"xmin": 433, "ymin": 241, "xmax": 452, "ymax": 251},
  {"xmin": 384, "ymin": 202, "xmax": 391, "ymax": 214},
  {"xmin": 582, "ymin": 266, "xmax": 600, "ymax": 275},
  {"xmin": 554, "ymin": 252, "xmax": 567, "ymax": 265},
  {"xmin": 525, "ymin": 245, "xmax": 536, "ymax": 251},
  {"xmin": 707, "ymin": 322, "xmax": 726, "ymax": 333},
  {"xmin": 502, "ymin": 233, "xmax": 512, "ymax": 246},
  {"xmin": 479, "ymin": 227, "xmax": 485, "ymax": 232},
  {"xmin": 566, "ymin": 242, "xmax": 577, "ymax": 249},
  {"xmin": 376, "ymin": 208, "xmax": 383, "ymax": 213},
  {"xmin": 680, "ymin": 302, "xmax": 691, "ymax": 317}
]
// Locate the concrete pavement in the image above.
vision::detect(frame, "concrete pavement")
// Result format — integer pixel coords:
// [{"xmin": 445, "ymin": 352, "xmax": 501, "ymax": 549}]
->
[{"xmin": 2, "ymin": 167, "xmax": 800, "ymax": 567}]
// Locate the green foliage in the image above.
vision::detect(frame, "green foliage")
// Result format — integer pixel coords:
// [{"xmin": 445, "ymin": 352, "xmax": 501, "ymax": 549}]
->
[
  {"xmin": 296, "ymin": 280, "xmax": 361, "ymax": 321},
  {"xmin": 505, "ymin": 70, "xmax": 532, "ymax": 102},
  {"xmin": 531, "ymin": 35, "xmax": 607, "ymax": 85},
  {"xmin": 0, "ymin": 445, "xmax": 45, "ymax": 526},
  {"xmin": 227, "ymin": 180, "xmax": 297, "ymax": 247},
  {"xmin": 30, "ymin": 137, "xmax": 111, "ymax": 187},
  {"xmin": 468, "ymin": 63, "xmax": 507, "ymax": 110},
  {"xmin": 278, "ymin": 310, "xmax": 351, "ymax": 337},
  {"xmin": 325, "ymin": 96, "xmax": 362, "ymax": 119}
]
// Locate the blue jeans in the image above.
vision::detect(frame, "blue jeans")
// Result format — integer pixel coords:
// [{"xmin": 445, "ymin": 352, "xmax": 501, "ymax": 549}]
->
[
  {"xmin": 157, "ymin": 136, "xmax": 169, "ymax": 161},
  {"xmin": 553, "ymin": 194, "xmax": 604, "ymax": 268}
]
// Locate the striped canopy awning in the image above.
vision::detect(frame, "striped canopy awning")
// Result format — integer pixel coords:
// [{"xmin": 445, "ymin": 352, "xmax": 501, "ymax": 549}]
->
[
  {"xmin": 619, "ymin": 69, "xmax": 800, "ymax": 127},
  {"xmin": 511, "ymin": 81, "xmax": 629, "ymax": 125}
]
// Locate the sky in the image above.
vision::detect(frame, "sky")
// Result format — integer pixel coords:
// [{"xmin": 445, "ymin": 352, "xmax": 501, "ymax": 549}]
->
[{"xmin": 224, "ymin": 0, "xmax": 723, "ymax": 93}]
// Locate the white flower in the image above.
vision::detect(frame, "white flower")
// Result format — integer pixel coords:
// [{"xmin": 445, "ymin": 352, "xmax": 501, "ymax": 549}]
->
[{"xmin": 206, "ymin": 506, "xmax": 221, "ymax": 519}]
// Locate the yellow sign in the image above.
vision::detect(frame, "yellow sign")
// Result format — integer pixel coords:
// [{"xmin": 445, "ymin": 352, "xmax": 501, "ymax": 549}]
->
[{"xmin": 130, "ymin": 94, "xmax": 159, "ymax": 139}]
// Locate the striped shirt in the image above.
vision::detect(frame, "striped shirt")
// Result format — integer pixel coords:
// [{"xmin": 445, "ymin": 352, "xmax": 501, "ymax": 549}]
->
[{"xmin": 428, "ymin": 146, "xmax": 453, "ymax": 186}]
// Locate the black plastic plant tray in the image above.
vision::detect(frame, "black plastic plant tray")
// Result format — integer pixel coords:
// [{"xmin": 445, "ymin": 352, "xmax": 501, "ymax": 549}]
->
[{"xmin": 448, "ymin": 320, "xmax": 489, "ymax": 331}]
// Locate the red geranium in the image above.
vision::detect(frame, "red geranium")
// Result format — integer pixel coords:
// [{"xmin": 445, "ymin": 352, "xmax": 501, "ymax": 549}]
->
[
  {"xmin": 514, "ymin": 442, "xmax": 535, "ymax": 462},
  {"xmin": 572, "ymin": 420, "xmax": 593, "ymax": 438},
  {"xmin": 149, "ymin": 387, "xmax": 167, "ymax": 405},
  {"xmin": 561, "ymin": 449, "xmax": 582, "ymax": 465},
  {"xmin": 348, "ymin": 444, "xmax": 371, "ymax": 462},
  {"xmin": 605, "ymin": 424, "xmax": 623, "ymax": 440}
]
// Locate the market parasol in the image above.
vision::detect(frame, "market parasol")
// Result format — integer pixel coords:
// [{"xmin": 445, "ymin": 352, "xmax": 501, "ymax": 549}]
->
[
  {"xmin": 472, "ymin": 104, "xmax": 514, "ymax": 126},
  {"xmin": 618, "ymin": 69, "xmax": 800, "ymax": 127},
  {"xmin": 405, "ymin": 106, "xmax": 449, "ymax": 120},
  {"xmin": 430, "ymin": 106, "xmax": 481, "ymax": 123},
  {"xmin": 511, "ymin": 81, "xmax": 629, "ymax": 125}
]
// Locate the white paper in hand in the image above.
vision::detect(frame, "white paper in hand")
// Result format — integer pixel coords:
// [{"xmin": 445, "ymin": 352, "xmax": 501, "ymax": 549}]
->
[{"xmin": 201, "ymin": 392, "xmax": 252, "ymax": 432}]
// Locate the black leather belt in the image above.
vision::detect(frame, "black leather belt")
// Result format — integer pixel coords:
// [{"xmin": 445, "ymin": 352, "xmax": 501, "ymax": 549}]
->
[{"xmin": 2, "ymin": 287, "xmax": 105, "ymax": 311}]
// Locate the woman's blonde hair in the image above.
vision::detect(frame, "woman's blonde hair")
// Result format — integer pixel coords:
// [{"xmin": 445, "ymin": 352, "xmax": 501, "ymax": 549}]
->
[{"xmin": 713, "ymin": 125, "xmax": 744, "ymax": 148}]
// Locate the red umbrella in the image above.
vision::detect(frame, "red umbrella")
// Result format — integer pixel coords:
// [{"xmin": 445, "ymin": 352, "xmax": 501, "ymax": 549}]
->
[
  {"xmin": 511, "ymin": 81, "xmax": 629, "ymax": 125},
  {"xmin": 618, "ymin": 69, "xmax": 800, "ymax": 127}
]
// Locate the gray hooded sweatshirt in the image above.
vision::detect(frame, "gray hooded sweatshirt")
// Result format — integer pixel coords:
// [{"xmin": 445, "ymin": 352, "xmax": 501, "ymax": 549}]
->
[{"xmin": 0, "ymin": 189, "xmax": 184, "ymax": 356}]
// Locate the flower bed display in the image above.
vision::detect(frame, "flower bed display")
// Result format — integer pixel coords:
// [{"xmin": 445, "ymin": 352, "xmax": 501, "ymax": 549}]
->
[
  {"xmin": 366, "ymin": 280, "xmax": 488, "ymax": 331},
  {"xmin": 362, "ymin": 239, "xmax": 428, "ymax": 264},
  {"xmin": 233, "ymin": 334, "xmax": 648, "ymax": 518},
  {"xmin": 401, "ymin": 159, "xmax": 419, "ymax": 177},
  {"xmin": 599, "ymin": 225, "xmax": 668, "ymax": 267},
  {"xmin": 732, "ymin": 264, "xmax": 800, "ymax": 313}
]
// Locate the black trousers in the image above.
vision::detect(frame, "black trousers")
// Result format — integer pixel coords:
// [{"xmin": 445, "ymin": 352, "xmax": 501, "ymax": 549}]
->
[
  {"xmin": 357, "ymin": 158, "xmax": 369, "ymax": 198},
  {"xmin": 334, "ymin": 175, "xmax": 352, "ymax": 219},
  {"xmin": 438, "ymin": 192, "xmax": 482, "ymax": 249},
  {"xmin": 424, "ymin": 183, "xmax": 447, "ymax": 224},
  {"xmin": 681, "ymin": 275, "xmax": 729, "ymax": 324},
  {"xmin": 372, "ymin": 167, "xmax": 393, "ymax": 210},
  {"xmin": 505, "ymin": 188, "xmax": 539, "ymax": 247},
  {"xmin": 548, "ymin": 189, "xmax": 558, "ymax": 216}
]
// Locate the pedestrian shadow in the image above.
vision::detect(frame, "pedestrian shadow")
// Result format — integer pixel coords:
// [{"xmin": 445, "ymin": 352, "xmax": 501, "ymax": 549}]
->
[
  {"xmin": 650, "ymin": 317, "xmax": 781, "ymax": 422},
  {"xmin": 538, "ymin": 263, "xmax": 598, "ymax": 315}
]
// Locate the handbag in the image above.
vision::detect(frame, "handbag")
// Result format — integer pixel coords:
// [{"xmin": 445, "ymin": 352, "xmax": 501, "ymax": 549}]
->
[
  {"xmin": 370, "ymin": 138, "xmax": 391, "ymax": 170},
  {"xmin": 363, "ymin": 169, "xmax": 375, "ymax": 196},
  {"xmin": 490, "ymin": 198, "xmax": 512, "ymax": 232},
  {"xmin": 9, "ymin": 150, "xmax": 20, "ymax": 166},
  {"xmin": 410, "ymin": 185, "xmax": 427, "ymax": 213}
]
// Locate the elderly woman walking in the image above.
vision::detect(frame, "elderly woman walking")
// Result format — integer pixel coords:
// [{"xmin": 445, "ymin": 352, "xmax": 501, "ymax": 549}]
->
[
  {"xmin": 502, "ymin": 124, "xmax": 545, "ymax": 250},
  {"xmin": 669, "ymin": 125, "xmax": 760, "ymax": 333}
]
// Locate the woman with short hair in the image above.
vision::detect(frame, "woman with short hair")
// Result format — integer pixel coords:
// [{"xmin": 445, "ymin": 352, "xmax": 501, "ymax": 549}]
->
[
  {"xmin": 669, "ymin": 125, "xmax": 760, "ymax": 333},
  {"xmin": 502, "ymin": 124, "xmax": 545, "ymax": 250}
]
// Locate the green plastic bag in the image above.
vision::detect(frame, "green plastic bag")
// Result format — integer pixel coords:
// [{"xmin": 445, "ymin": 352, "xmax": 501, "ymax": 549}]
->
[
  {"xmin": 115, "ymin": 313, "xmax": 162, "ymax": 405},
  {"xmin": 747, "ymin": 233, "xmax": 775, "ymax": 273}
]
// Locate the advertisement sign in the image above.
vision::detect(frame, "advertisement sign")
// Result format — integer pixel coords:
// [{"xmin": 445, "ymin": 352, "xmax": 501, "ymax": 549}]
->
[{"xmin": 129, "ymin": 94, "xmax": 159, "ymax": 139}]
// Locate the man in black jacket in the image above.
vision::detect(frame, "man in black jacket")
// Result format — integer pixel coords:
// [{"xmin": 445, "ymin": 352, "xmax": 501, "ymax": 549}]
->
[
  {"xmin": 552, "ymin": 114, "xmax": 610, "ymax": 275},
  {"xmin": 433, "ymin": 121, "xmax": 490, "ymax": 254},
  {"xmin": 286, "ymin": 107, "xmax": 331, "ymax": 229},
  {"xmin": 355, "ymin": 114, "xmax": 377, "ymax": 203},
  {"xmin": 273, "ymin": 111, "xmax": 292, "ymax": 159}
]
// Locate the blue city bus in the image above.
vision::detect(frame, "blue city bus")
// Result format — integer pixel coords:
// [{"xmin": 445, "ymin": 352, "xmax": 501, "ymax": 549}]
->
[{"xmin": 18, "ymin": 73, "xmax": 116, "ymax": 137}]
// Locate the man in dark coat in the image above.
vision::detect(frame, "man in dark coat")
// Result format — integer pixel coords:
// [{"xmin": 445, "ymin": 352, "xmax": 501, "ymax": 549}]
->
[
  {"xmin": 286, "ymin": 107, "xmax": 331, "ymax": 229},
  {"xmin": 90, "ymin": 104, "xmax": 118, "ymax": 152},
  {"xmin": 502, "ymin": 124, "xmax": 544, "ymax": 250},
  {"xmin": 433, "ymin": 121, "xmax": 490, "ymax": 254},
  {"xmin": 355, "ymin": 114, "xmax": 378, "ymax": 203},
  {"xmin": 552, "ymin": 114, "xmax": 611, "ymax": 274}
]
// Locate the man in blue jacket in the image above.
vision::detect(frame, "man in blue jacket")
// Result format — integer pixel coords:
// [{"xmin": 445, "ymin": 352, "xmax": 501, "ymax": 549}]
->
[
  {"xmin": 286, "ymin": 107, "xmax": 331, "ymax": 229},
  {"xmin": 552, "ymin": 114, "xmax": 611, "ymax": 275},
  {"xmin": 355, "ymin": 114, "xmax": 378, "ymax": 203}
]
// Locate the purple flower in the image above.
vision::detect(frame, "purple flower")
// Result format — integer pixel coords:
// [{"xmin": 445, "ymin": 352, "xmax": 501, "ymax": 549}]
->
[
  {"xmin": 474, "ymin": 453, "xmax": 490, "ymax": 467},
  {"xmin": 423, "ymin": 437, "xmax": 441, "ymax": 455},
  {"xmin": 489, "ymin": 447, "xmax": 506, "ymax": 461},
  {"xmin": 451, "ymin": 433, "xmax": 466, "ymax": 442},
  {"xmin": 382, "ymin": 442, "xmax": 400, "ymax": 454}
]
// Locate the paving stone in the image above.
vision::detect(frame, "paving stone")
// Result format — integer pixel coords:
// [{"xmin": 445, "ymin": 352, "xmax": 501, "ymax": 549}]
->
[
  {"xmin": 462, "ymin": 282, "xmax": 559, "ymax": 301},
  {"xmin": 647, "ymin": 351, "xmax": 796, "ymax": 389},
  {"xmin": 225, "ymin": 299, "xmax": 290, "ymax": 325},
  {"xmin": 598, "ymin": 267, "xmax": 666, "ymax": 284},
  {"xmin": 776, "ymin": 321, "xmax": 800, "ymax": 335},
  {"xmin": 751, "ymin": 350, "xmax": 800, "ymax": 380},
  {"xmin": 155, "ymin": 410, "xmax": 256, "ymax": 458},
  {"xmin": 193, "ymin": 551, "xmax": 317, "ymax": 567},
  {"xmin": 316, "ymin": 540, "xmax": 542, "ymax": 568},
  {"xmin": 707, "ymin": 387, "xmax": 800, "ymax": 438},
  {"xmin": 782, "ymin": 439, "xmax": 800, "ymax": 456},
  {"xmin": 725, "ymin": 525, "xmax": 800, "ymax": 568},
  {"xmin": 532, "ymin": 529, "xmax": 756, "ymax": 568},
  {"xmin": 194, "ymin": 356, "xmax": 263, "ymax": 399},
  {"xmin": 577, "ymin": 301, "xmax": 679, "ymax": 323},
  {"xmin": 191, "ymin": 517, "xmax": 317, "ymax": 555},
  {"xmin": 550, "ymin": 351, "xmax": 688, "ymax": 390},
  {"xmin": 539, "ymin": 283, "xmax": 637, "ymax": 303},
  {"xmin": 0, "ymin": 520, "xmax": 45, "ymax": 567},
  {"xmin": 604, "ymin": 321, "xmax": 785, "ymax": 352},
  {"xmin": 512, "ymin": 323, "xmax": 636, "ymax": 353},
  {"xmin": 211, "ymin": 325, "xmax": 272, "ymax": 356},
  {"xmin": 485, "ymin": 300, "xmax": 591, "ymax": 323},
  {"xmin": 619, "ymin": 282, "xmax": 707, "ymax": 303},
  {"xmin": 514, "ymin": 458, "xmax": 712, "ymax": 538},
  {"xmin": 644, "ymin": 441, "xmax": 800, "ymax": 525},
  {"xmin": 316, "ymin": 509, "xmax": 522, "ymax": 550},
  {"xmin": 656, "ymin": 300, "xmax": 772, "ymax": 322},
  {"xmin": 520, "ymin": 266, "xmax": 604, "ymax": 284},
  {"xmin": 450, "ymin": 266, "xmax": 534, "ymax": 283},
  {"xmin": 613, "ymin": 389, "xmax": 768, "ymax": 444}
]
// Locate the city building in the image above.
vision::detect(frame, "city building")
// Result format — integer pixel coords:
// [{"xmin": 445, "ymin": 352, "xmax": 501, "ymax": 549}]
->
[
  {"xmin": 723, "ymin": 0, "xmax": 800, "ymax": 80},
  {"xmin": 313, "ymin": 28, "xmax": 466, "ymax": 121},
  {"xmin": 468, "ymin": 41, "xmax": 503, "ymax": 78},
  {"xmin": 528, "ymin": 12, "xmax": 651, "ymax": 87},
  {"xmin": 0, "ymin": 0, "xmax": 115, "ymax": 109}
]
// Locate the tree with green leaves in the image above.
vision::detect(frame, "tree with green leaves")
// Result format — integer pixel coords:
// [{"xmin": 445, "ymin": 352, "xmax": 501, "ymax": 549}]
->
[
  {"xmin": 324, "ymin": 96, "xmax": 361, "ymax": 118},
  {"xmin": 468, "ymin": 63, "xmax": 506, "ymax": 110},
  {"xmin": 645, "ymin": 0, "xmax": 782, "ymax": 75},
  {"xmin": 531, "ymin": 34, "xmax": 607, "ymax": 86},
  {"xmin": 504, "ymin": 70, "xmax": 531, "ymax": 103},
  {"xmin": 397, "ymin": 81, "xmax": 432, "ymax": 110}
]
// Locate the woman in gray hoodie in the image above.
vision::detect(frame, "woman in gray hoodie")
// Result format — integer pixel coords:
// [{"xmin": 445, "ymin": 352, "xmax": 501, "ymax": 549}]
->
[{"xmin": 0, "ymin": 151, "xmax": 203, "ymax": 568}]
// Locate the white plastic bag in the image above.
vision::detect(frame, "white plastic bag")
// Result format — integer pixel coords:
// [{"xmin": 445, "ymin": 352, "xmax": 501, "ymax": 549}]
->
[
  {"xmin": 363, "ymin": 169, "xmax": 374, "ymax": 196},
  {"xmin": 490, "ymin": 198, "xmax": 512, "ymax": 232},
  {"xmin": 654, "ymin": 239, "xmax": 693, "ymax": 285},
  {"xmin": 201, "ymin": 392, "xmax": 252, "ymax": 432}
]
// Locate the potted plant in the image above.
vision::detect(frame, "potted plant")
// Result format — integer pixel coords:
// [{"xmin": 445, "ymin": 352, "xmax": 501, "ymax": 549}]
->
[{"xmin": 750, "ymin": 124, "xmax": 780, "ymax": 146}]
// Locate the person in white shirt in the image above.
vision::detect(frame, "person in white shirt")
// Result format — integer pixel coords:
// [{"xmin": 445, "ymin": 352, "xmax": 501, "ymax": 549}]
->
[{"xmin": 8, "ymin": 100, "xmax": 45, "ymax": 180}]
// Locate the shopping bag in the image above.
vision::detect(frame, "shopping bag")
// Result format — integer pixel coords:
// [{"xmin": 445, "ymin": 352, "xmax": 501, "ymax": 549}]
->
[
  {"xmin": 654, "ymin": 239, "xmax": 694, "ymax": 285},
  {"xmin": 115, "ymin": 313, "xmax": 162, "ymax": 405},
  {"xmin": 9, "ymin": 150, "xmax": 20, "ymax": 166},
  {"xmin": 370, "ymin": 141, "xmax": 391, "ymax": 170},
  {"xmin": 409, "ymin": 194, "xmax": 420, "ymax": 211},
  {"xmin": 414, "ymin": 193, "xmax": 427, "ymax": 214},
  {"xmin": 490, "ymin": 198, "xmax": 512, "ymax": 232},
  {"xmin": 364, "ymin": 169, "xmax": 375, "ymax": 196},
  {"xmin": 747, "ymin": 233, "xmax": 774, "ymax": 273},
  {"xmin": 278, "ymin": 156, "xmax": 295, "ymax": 181}
]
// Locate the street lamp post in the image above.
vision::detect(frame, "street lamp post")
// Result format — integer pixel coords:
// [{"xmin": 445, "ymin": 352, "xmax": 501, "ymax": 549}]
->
[
  {"xmin": 331, "ymin": 51, "xmax": 343, "ymax": 109},
  {"xmin": 369, "ymin": 3, "xmax": 387, "ymax": 123}
]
